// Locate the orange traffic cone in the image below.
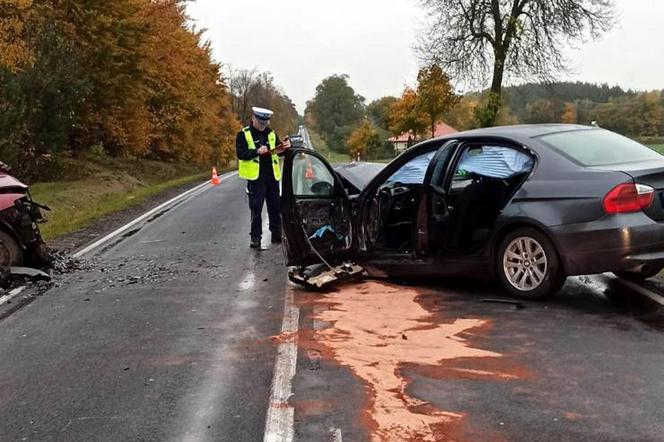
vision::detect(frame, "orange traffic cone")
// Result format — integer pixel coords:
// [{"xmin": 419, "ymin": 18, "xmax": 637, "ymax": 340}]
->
[
  {"xmin": 211, "ymin": 166, "xmax": 221, "ymax": 185},
  {"xmin": 304, "ymin": 161, "xmax": 315, "ymax": 180}
]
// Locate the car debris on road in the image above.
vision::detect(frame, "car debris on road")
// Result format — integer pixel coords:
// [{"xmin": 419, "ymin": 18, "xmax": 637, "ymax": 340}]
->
[{"xmin": 288, "ymin": 263, "xmax": 366, "ymax": 290}]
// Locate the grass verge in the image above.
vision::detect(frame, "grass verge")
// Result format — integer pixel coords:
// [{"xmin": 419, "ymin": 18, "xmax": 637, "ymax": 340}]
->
[
  {"xmin": 308, "ymin": 130, "xmax": 351, "ymax": 163},
  {"xmin": 29, "ymin": 154, "xmax": 229, "ymax": 240}
]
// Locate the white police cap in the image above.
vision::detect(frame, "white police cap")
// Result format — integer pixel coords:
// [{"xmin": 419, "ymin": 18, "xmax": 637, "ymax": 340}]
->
[{"xmin": 252, "ymin": 107, "xmax": 274, "ymax": 121}]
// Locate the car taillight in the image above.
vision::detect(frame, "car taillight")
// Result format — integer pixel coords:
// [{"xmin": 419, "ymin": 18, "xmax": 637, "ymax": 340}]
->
[{"xmin": 603, "ymin": 183, "xmax": 655, "ymax": 214}]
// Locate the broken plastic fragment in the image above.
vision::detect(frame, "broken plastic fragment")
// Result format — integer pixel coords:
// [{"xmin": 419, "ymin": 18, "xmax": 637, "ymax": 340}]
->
[{"xmin": 9, "ymin": 267, "xmax": 52, "ymax": 281}]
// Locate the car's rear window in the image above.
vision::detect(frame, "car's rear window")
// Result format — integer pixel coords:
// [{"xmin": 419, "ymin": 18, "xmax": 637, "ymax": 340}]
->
[{"xmin": 538, "ymin": 129, "xmax": 662, "ymax": 166}]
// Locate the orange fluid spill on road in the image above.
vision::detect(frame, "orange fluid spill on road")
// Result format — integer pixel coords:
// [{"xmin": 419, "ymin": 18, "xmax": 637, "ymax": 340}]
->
[{"xmin": 308, "ymin": 281, "xmax": 507, "ymax": 442}]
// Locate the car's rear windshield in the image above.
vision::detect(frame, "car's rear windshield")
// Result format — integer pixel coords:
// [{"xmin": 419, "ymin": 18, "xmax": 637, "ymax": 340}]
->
[{"xmin": 538, "ymin": 129, "xmax": 662, "ymax": 166}]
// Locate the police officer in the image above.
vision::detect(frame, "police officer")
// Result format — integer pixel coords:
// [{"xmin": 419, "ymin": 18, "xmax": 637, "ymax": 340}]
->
[{"xmin": 236, "ymin": 107, "xmax": 291, "ymax": 249}]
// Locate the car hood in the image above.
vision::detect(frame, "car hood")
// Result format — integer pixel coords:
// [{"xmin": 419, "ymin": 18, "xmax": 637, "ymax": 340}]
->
[
  {"xmin": 0, "ymin": 173, "xmax": 28, "ymax": 190},
  {"xmin": 334, "ymin": 162, "xmax": 385, "ymax": 192}
]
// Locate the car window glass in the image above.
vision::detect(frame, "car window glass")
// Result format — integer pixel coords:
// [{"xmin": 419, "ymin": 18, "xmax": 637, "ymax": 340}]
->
[
  {"xmin": 292, "ymin": 153, "xmax": 335, "ymax": 197},
  {"xmin": 386, "ymin": 150, "xmax": 436, "ymax": 184},
  {"xmin": 430, "ymin": 145, "xmax": 455, "ymax": 186},
  {"xmin": 455, "ymin": 145, "xmax": 533, "ymax": 179},
  {"xmin": 538, "ymin": 129, "xmax": 661, "ymax": 166}
]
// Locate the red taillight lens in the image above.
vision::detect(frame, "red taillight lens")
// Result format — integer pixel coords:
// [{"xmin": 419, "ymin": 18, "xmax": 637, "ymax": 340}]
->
[{"xmin": 603, "ymin": 183, "xmax": 655, "ymax": 213}]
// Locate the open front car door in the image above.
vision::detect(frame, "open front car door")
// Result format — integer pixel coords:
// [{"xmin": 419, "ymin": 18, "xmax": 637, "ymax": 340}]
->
[{"xmin": 281, "ymin": 149, "xmax": 365, "ymax": 289}]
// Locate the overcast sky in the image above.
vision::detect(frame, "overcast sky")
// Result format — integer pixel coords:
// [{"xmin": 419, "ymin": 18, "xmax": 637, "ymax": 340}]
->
[{"xmin": 187, "ymin": 0, "xmax": 664, "ymax": 113}]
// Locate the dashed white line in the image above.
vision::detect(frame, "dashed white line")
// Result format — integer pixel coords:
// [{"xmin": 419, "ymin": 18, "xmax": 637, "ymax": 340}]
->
[{"xmin": 263, "ymin": 286, "xmax": 299, "ymax": 442}]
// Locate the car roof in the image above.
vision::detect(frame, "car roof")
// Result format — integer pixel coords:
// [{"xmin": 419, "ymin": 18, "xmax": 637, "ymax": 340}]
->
[
  {"xmin": 448, "ymin": 124, "xmax": 596, "ymax": 140},
  {"xmin": 400, "ymin": 124, "xmax": 603, "ymax": 172}
]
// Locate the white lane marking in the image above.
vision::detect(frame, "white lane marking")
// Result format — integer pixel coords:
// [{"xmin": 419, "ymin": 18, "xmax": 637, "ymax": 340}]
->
[
  {"xmin": 331, "ymin": 428, "xmax": 343, "ymax": 442},
  {"xmin": 264, "ymin": 286, "xmax": 299, "ymax": 442},
  {"xmin": 2, "ymin": 172, "xmax": 239, "ymax": 310},
  {"xmin": 74, "ymin": 171, "xmax": 238, "ymax": 258},
  {"xmin": 0, "ymin": 286, "xmax": 26, "ymax": 306}
]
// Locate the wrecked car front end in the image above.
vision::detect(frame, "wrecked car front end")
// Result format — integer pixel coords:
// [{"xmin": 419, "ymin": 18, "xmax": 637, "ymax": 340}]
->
[{"xmin": 0, "ymin": 171, "xmax": 50, "ymax": 267}]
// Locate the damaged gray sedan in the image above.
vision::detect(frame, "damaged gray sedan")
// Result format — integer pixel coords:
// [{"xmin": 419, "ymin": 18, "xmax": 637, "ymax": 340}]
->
[{"xmin": 281, "ymin": 125, "xmax": 664, "ymax": 299}]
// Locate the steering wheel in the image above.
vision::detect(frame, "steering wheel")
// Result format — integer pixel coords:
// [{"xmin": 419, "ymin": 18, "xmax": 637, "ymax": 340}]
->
[{"xmin": 311, "ymin": 181, "xmax": 334, "ymax": 196}]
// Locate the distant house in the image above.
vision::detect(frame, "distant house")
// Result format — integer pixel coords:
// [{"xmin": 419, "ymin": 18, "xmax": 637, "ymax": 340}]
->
[{"xmin": 388, "ymin": 121, "xmax": 458, "ymax": 154}]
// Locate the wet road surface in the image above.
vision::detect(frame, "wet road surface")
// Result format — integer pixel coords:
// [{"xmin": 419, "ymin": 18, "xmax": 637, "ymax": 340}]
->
[
  {"xmin": 0, "ymin": 175, "xmax": 286, "ymax": 441},
  {"xmin": 292, "ymin": 277, "xmax": 664, "ymax": 441},
  {"xmin": 2, "ymin": 174, "xmax": 664, "ymax": 441}
]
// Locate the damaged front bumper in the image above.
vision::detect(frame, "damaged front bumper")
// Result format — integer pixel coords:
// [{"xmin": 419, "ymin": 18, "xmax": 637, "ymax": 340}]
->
[
  {"xmin": 288, "ymin": 263, "xmax": 366, "ymax": 290},
  {"xmin": 0, "ymin": 196, "xmax": 50, "ymax": 266}
]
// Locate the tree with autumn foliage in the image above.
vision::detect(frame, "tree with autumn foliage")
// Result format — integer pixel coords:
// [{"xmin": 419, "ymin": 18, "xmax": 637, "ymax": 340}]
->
[
  {"xmin": 445, "ymin": 96, "xmax": 479, "ymax": 131},
  {"xmin": 416, "ymin": 65, "xmax": 459, "ymax": 137},
  {"xmin": 0, "ymin": 0, "xmax": 240, "ymax": 180},
  {"xmin": 346, "ymin": 119, "xmax": 383, "ymax": 161},
  {"xmin": 388, "ymin": 87, "xmax": 428, "ymax": 144},
  {"xmin": 0, "ymin": 0, "xmax": 33, "ymax": 72},
  {"xmin": 561, "ymin": 103, "xmax": 577, "ymax": 124}
]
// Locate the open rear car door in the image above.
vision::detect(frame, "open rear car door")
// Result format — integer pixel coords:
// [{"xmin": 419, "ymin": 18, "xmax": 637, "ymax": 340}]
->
[{"xmin": 281, "ymin": 149, "xmax": 365, "ymax": 289}]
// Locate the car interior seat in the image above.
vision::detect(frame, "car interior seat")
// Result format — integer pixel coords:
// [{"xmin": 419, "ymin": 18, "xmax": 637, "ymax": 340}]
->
[{"xmin": 444, "ymin": 176, "xmax": 510, "ymax": 252}]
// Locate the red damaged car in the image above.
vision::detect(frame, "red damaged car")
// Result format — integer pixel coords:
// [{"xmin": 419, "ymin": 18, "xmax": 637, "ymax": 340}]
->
[{"xmin": 0, "ymin": 161, "xmax": 49, "ymax": 267}]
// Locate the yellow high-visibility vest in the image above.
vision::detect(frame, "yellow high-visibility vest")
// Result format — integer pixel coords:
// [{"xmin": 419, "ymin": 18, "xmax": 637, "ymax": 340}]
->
[{"xmin": 238, "ymin": 127, "xmax": 281, "ymax": 181}]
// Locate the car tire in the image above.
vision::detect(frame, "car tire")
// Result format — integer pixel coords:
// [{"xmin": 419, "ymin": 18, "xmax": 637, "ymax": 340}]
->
[
  {"xmin": 497, "ymin": 228, "xmax": 565, "ymax": 300},
  {"xmin": 0, "ymin": 230, "xmax": 23, "ymax": 267},
  {"xmin": 614, "ymin": 266, "xmax": 663, "ymax": 282}
]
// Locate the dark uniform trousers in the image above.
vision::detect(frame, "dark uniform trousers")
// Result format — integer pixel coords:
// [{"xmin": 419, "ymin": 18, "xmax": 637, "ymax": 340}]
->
[{"xmin": 248, "ymin": 174, "xmax": 281, "ymax": 241}]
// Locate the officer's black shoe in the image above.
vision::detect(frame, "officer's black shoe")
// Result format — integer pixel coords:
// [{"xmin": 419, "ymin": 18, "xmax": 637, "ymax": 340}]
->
[
  {"xmin": 250, "ymin": 238, "xmax": 261, "ymax": 249},
  {"xmin": 271, "ymin": 234, "xmax": 282, "ymax": 244}
]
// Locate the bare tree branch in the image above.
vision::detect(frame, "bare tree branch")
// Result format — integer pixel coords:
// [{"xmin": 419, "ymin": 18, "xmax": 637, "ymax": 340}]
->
[{"xmin": 417, "ymin": 0, "xmax": 615, "ymax": 125}]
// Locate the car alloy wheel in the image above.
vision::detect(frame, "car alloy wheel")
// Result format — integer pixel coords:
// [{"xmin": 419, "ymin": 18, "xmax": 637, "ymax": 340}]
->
[
  {"xmin": 503, "ymin": 236, "xmax": 548, "ymax": 292},
  {"xmin": 497, "ymin": 227, "xmax": 565, "ymax": 300}
]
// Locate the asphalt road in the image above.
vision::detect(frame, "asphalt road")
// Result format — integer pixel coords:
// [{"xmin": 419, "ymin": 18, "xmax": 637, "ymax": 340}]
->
[
  {"xmin": 0, "ymin": 175, "xmax": 286, "ymax": 441},
  {"xmin": 2, "ymin": 174, "xmax": 664, "ymax": 441}
]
